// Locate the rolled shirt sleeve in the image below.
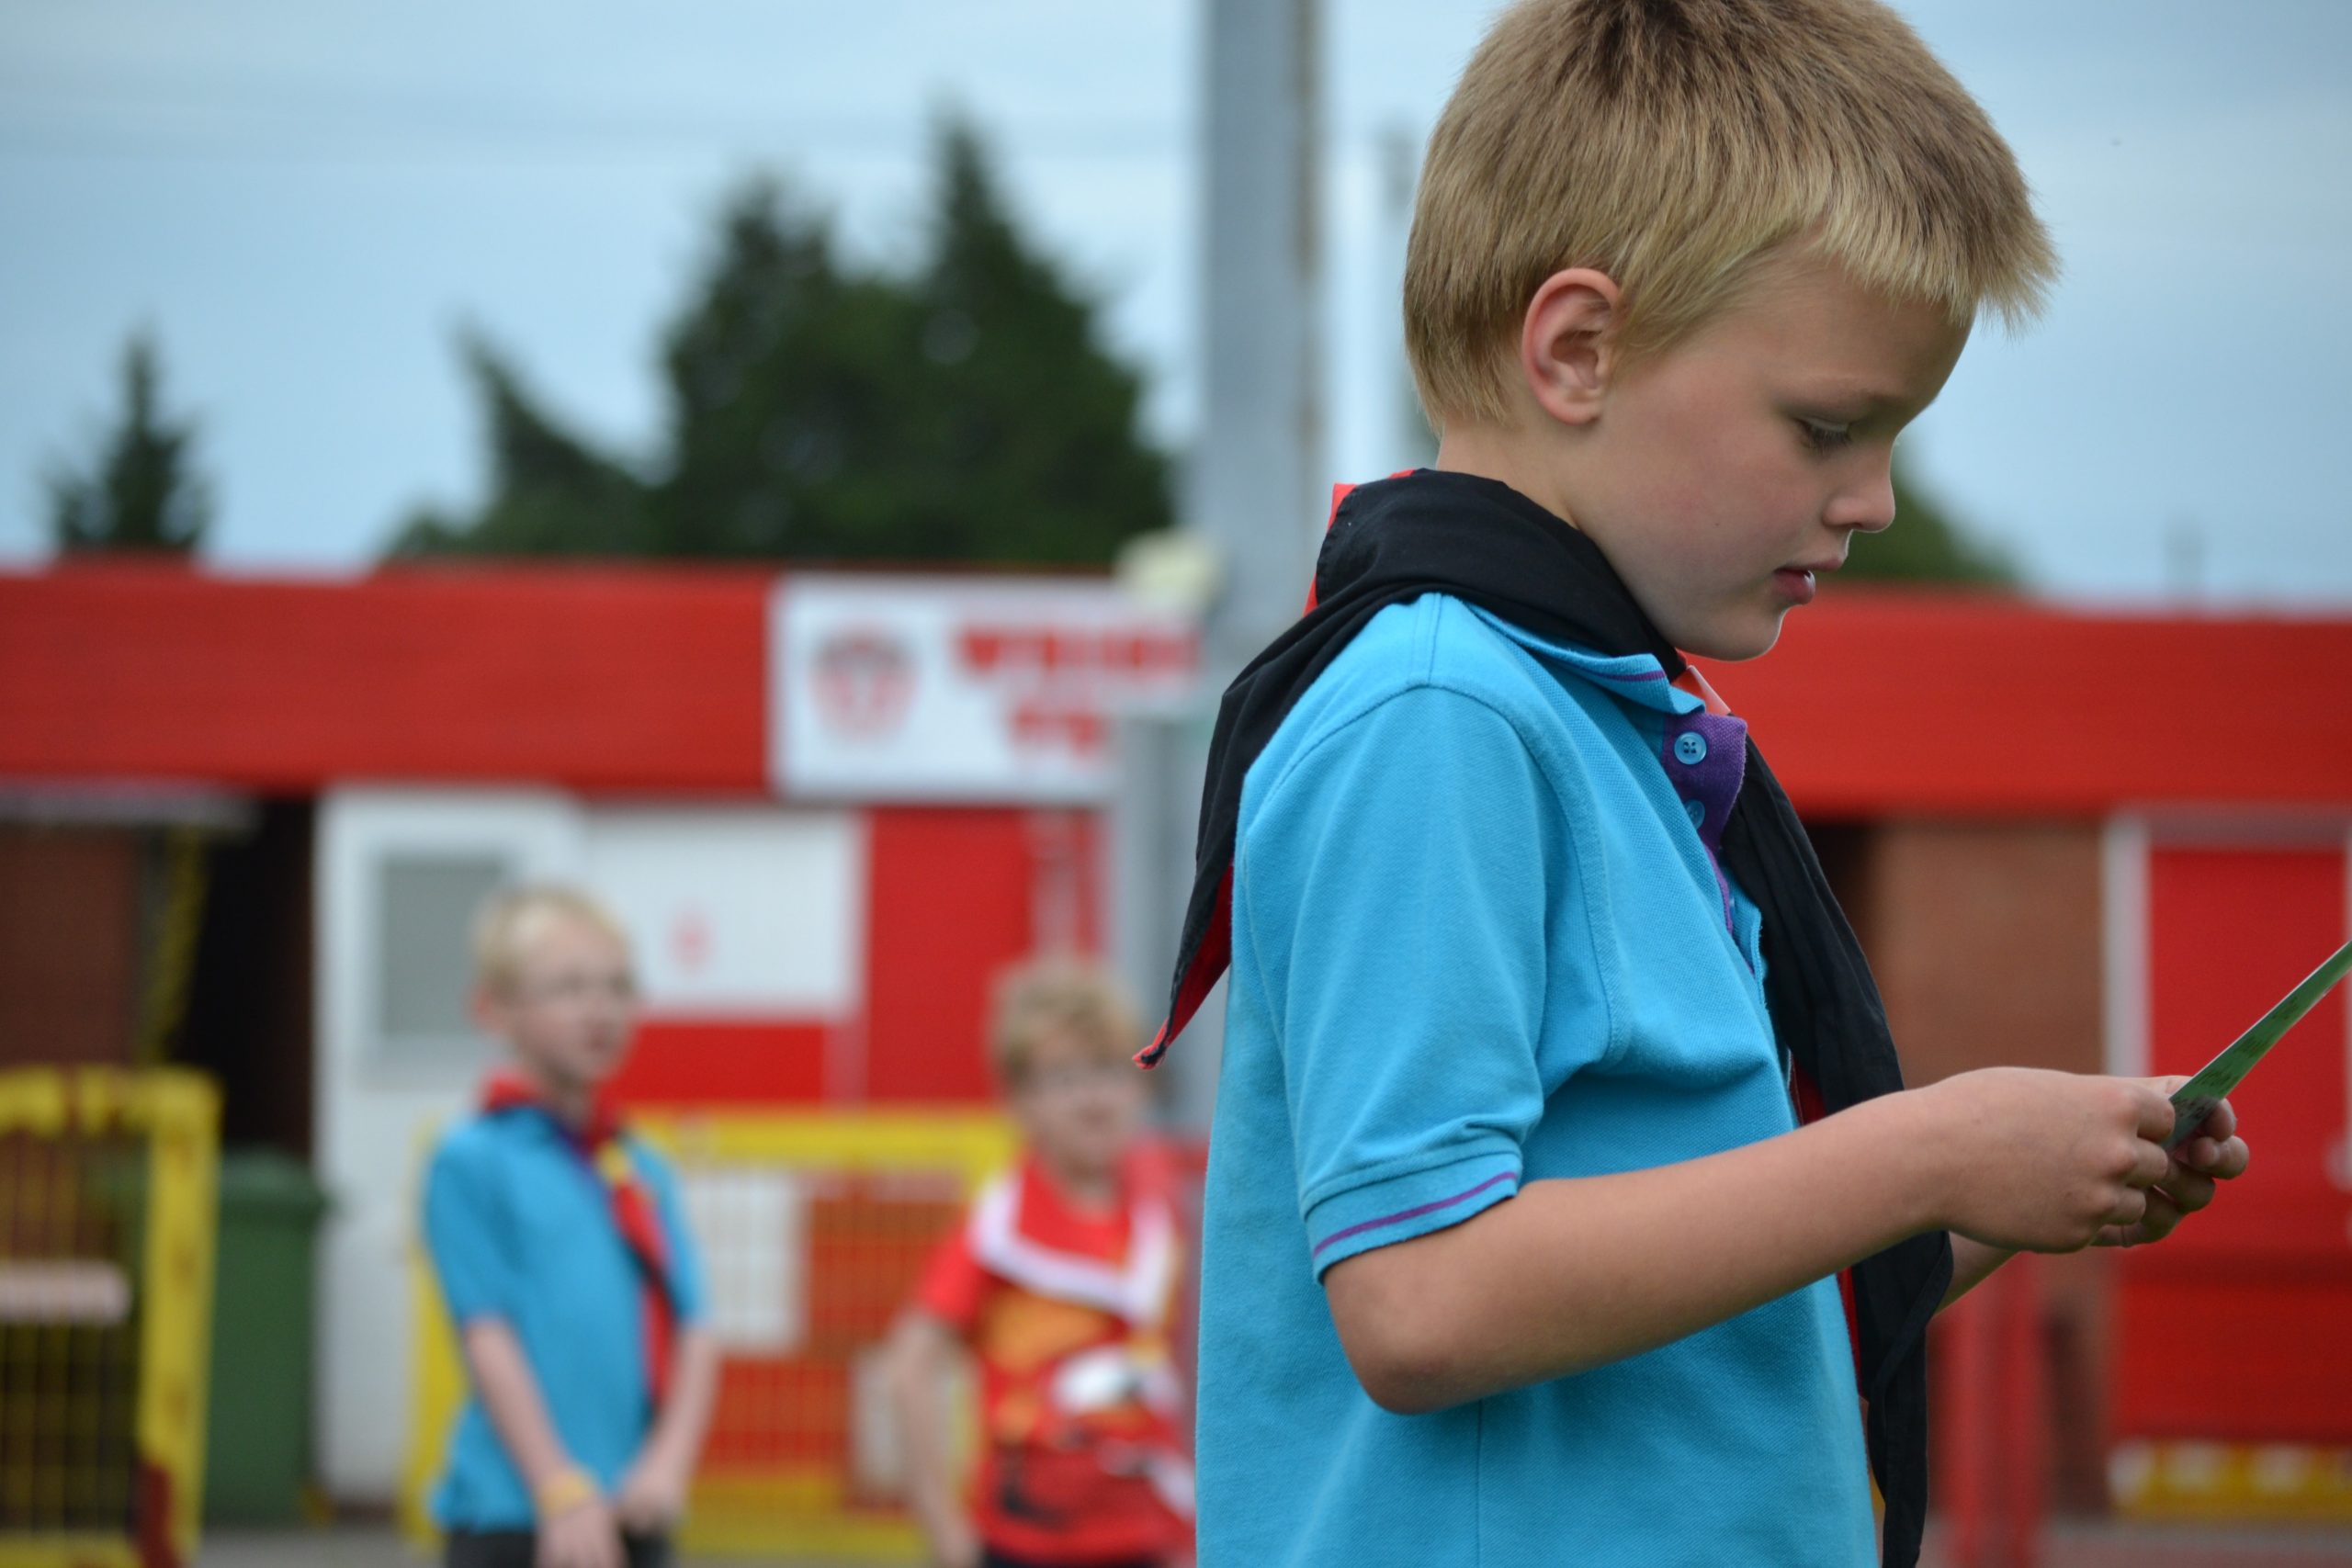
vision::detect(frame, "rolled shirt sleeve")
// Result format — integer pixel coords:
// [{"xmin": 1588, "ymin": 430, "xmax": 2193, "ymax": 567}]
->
[
  {"xmin": 424, "ymin": 1134, "xmax": 523, "ymax": 1327},
  {"xmin": 1236, "ymin": 684, "xmax": 1563, "ymax": 1278}
]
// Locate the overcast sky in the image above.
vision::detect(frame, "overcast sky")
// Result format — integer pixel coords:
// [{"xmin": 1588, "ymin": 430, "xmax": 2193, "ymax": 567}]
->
[{"xmin": 3, "ymin": 0, "xmax": 2347, "ymax": 605}]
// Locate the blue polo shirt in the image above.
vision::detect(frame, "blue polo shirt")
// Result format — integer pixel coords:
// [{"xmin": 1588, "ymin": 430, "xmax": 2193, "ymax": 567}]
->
[
  {"xmin": 424, "ymin": 1108, "xmax": 707, "ymax": 1529},
  {"xmin": 1194, "ymin": 593, "xmax": 1873, "ymax": 1567}
]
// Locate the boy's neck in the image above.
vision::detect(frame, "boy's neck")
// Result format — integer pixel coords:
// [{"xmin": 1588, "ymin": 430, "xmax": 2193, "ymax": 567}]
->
[
  {"xmin": 1038, "ymin": 1154, "xmax": 1121, "ymax": 1213},
  {"xmin": 513, "ymin": 1058, "xmax": 598, "ymax": 1131},
  {"xmin": 1432, "ymin": 428, "xmax": 1578, "ymax": 530}
]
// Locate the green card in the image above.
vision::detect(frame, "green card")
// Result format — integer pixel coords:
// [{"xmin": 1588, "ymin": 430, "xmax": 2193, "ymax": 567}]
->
[{"xmin": 2165, "ymin": 935, "xmax": 2352, "ymax": 1151}]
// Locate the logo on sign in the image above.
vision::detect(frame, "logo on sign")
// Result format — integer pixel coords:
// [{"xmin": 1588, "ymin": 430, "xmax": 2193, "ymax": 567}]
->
[
  {"xmin": 670, "ymin": 906, "xmax": 713, "ymax": 976},
  {"xmin": 813, "ymin": 627, "xmax": 915, "ymax": 738}
]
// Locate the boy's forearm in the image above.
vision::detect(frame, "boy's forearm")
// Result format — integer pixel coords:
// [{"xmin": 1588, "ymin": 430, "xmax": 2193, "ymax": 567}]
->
[
  {"xmin": 462, "ymin": 1318, "xmax": 582, "ymax": 1493},
  {"xmin": 638, "ymin": 1328, "xmax": 722, "ymax": 1473},
  {"xmin": 1326, "ymin": 1089, "xmax": 1951, "ymax": 1412},
  {"xmin": 1940, "ymin": 1235, "xmax": 2014, "ymax": 1308},
  {"xmin": 881, "ymin": 1316, "xmax": 966, "ymax": 1543}
]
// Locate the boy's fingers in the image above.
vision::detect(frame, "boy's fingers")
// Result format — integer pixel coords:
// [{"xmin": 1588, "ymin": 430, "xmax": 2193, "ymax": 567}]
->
[
  {"xmin": 2129, "ymin": 1139, "xmax": 2172, "ymax": 1190},
  {"xmin": 2204, "ymin": 1134, "xmax": 2252, "ymax": 1179},
  {"xmin": 2136, "ymin": 1188, "xmax": 2185, "ymax": 1243},
  {"xmin": 2132, "ymin": 1084, "xmax": 2178, "ymax": 1143},
  {"xmin": 2157, "ymin": 1162, "xmax": 2217, "ymax": 1213},
  {"xmin": 2199, "ymin": 1097, "xmax": 2239, "ymax": 1142},
  {"xmin": 2176, "ymin": 1133, "xmax": 2249, "ymax": 1179},
  {"xmin": 2104, "ymin": 1187, "xmax": 2149, "ymax": 1230},
  {"xmin": 2097, "ymin": 1188, "xmax": 2181, "ymax": 1248}
]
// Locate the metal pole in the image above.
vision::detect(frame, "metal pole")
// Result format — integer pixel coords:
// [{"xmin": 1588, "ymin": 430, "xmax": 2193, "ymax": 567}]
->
[
  {"xmin": 1111, "ymin": 0, "xmax": 1322, "ymax": 1133},
  {"xmin": 1193, "ymin": 0, "xmax": 1323, "ymax": 676}
]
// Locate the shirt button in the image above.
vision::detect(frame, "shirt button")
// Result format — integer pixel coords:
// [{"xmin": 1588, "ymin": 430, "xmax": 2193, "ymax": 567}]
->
[
  {"xmin": 1673, "ymin": 731, "xmax": 1709, "ymax": 765},
  {"xmin": 1685, "ymin": 798, "xmax": 1707, "ymax": 828}
]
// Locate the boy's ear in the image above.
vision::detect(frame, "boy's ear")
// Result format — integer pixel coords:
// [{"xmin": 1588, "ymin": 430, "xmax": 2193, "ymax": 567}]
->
[{"xmin": 1520, "ymin": 268, "xmax": 1623, "ymax": 429}]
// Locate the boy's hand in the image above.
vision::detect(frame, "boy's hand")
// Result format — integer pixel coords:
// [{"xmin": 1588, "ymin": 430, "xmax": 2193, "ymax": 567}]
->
[
  {"xmin": 536, "ymin": 1494, "xmax": 623, "ymax": 1568},
  {"xmin": 613, "ymin": 1450, "xmax": 692, "ymax": 1533},
  {"xmin": 2091, "ymin": 1081, "xmax": 2251, "ymax": 1248},
  {"xmin": 923, "ymin": 1516, "xmax": 981, "ymax": 1568},
  {"xmin": 1922, "ymin": 1067, "xmax": 2178, "ymax": 1253}
]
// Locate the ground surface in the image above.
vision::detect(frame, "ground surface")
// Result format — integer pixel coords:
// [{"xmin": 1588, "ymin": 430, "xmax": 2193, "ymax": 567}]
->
[
  {"xmin": 195, "ymin": 1520, "xmax": 2352, "ymax": 1567},
  {"xmin": 1917, "ymin": 1519, "xmax": 2352, "ymax": 1567},
  {"xmin": 194, "ymin": 1530, "xmax": 857, "ymax": 1568}
]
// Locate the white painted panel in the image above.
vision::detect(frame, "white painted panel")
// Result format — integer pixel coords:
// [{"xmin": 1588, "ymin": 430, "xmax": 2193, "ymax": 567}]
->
[
  {"xmin": 583, "ymin": 807, "xmax": 862, "ymax": 1017},
  {"xmin": 2102, "ymin": 814, "xmax": 2150, "ymax": 1081}
]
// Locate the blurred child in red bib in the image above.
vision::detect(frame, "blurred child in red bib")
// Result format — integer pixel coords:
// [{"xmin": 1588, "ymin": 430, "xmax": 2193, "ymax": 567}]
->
[{"xmin": 885, "ymin": 958, "xmax": 1193, "ymax": 1568}]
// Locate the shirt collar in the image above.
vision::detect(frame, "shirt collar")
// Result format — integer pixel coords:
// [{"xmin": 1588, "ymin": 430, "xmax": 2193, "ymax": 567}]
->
[{"xmin": 1464, "ymin": 603, "xmax": 1704, "ymax": 716}]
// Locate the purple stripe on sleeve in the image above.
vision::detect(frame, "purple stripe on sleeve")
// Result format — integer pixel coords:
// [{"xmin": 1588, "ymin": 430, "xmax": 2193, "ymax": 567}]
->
[{"xmin": 1310, "ymin": 1171, "xmax": 1515, "ymax": 1258}]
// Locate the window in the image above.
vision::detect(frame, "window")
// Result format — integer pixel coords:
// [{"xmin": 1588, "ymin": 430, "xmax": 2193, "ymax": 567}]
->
[{"xmin": 374, "ymin": 852, "xmax": 505, "ymax": 1064}]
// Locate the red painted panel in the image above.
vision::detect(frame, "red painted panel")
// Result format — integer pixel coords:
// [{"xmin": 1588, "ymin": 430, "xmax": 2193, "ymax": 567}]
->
[
  {"xmin": 0, "ymin": 560, "xmax": 770, "ymax": 791},
  {"xmin": 1688, "ymin": 592, "xmax": 2352, "ymax": 815},
  {"xmin": 2142, "ymin": 846, "xmax": 2348, "ymax": 1260},
  {"xmin": 6, "ymin": 565, "xmax": 2351, "ymax": 815},
  {"xmin": 861, "ymin": 808, "xmax": 1106, "ymax": 1103},
  {"xmin": 2111, "ymin": 1272, "xmax": 2352, "ymax": 1443},
  {"xmin": 612, "ymin": 1018, "xmax": 831, "ymax": 1105},
  {"xmin": 863, "ymin": 808, "xmax": 1037, "ymax": 1103},
  {"xmin": 2111, "ymin": 843, "xmax": 2352, "ymax": 1443}
]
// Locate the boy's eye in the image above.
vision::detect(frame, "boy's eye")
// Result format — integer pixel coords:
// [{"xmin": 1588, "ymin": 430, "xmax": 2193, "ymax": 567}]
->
[{"xmin": 1797, "ymin": 418, "xmax": 1855, "ymax": 454}]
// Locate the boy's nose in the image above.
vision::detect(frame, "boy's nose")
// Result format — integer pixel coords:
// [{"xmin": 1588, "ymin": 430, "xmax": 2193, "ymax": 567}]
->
[{"xmin": 1826, "ymin": 466, "xmax": 1897, "ymax": 535}]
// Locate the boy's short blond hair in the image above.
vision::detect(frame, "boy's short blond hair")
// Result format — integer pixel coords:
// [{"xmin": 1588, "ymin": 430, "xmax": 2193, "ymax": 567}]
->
[
  {"xmin": 472, "ymin": 884, "xmax": 632, "ymax": 995},
  {"xmin": 1405, "ymin": 0, "xmax": 2058, "ymax": 430},
  {"xmin": 988, "ymin": 956, "xmax": 1142, "ymax": 1086}
]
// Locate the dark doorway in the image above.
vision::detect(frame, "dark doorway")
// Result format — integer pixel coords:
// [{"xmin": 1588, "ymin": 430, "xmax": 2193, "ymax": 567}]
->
[{"xmin": 179, "ymin": 800, "xmax": 315, "ymax": 1156}]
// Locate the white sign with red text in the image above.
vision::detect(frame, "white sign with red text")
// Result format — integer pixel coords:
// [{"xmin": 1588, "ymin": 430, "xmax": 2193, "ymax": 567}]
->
[{"xmin": 773, "ymin": 576, "xmax": 1200, "ymax": 802}]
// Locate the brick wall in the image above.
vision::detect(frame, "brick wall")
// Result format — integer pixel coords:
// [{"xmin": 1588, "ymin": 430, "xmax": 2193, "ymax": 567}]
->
[
  {"xmin": 0, "ymin": 825, "xmax": 141, "ymax": 1066},
  {"xmin": 1849, "ymin": 818, "xmax": 2113, "ymax": 1513},
  {"xmin": 1860, "ymin": 820, "xmax": 2105, "ymax": 1083}
]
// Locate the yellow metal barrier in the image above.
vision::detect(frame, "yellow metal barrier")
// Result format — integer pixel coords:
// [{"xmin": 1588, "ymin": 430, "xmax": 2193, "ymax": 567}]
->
[
  {"xmin": 2111, "ymin": 1439, "xmax": 2352, "ymax": 1523},
  {"xmin": 402, "ymin": 1110, "xmax": 1017, "ymax": 1560},
  {"xmin": 0, "ymin": 1069, "xmax": 220, "ymax": 1568}
]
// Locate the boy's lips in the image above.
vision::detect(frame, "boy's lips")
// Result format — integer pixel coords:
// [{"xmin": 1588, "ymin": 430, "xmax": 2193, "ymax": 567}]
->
[{"xmin": 1773, "ymin": 566, "xmax": 1820, "ymax": 604}]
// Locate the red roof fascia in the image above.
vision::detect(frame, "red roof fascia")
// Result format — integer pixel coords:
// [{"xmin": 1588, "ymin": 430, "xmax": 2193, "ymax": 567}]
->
[
  {"xmin": 1697, "ymin": 588, "xmax": 2352, "ymax": 816},
  {"xmin": 2, "ymin": 567, "xmax": 2346, "ymax": 812},
  {"xmin": 0, "ymin": 560, "xmax": 771, "ymax": 793}
]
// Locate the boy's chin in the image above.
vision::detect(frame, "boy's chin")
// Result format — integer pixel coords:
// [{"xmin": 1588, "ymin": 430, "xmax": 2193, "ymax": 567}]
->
[
  {"xmin": 1046, "ymin": 1139, "xmax": 1128, "ymax": 1182},
  {"xmin": 533, "ymin": 1048, "xmax": 627, "ymax": 1092},
  {"xmin": 1674, "ymin": 610, "xmax": 1788, "ymax": 663}
]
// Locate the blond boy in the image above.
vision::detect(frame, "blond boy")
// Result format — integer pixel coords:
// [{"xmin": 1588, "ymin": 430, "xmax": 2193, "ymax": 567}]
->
[
  {"xmin": 1146, "ymin": 4, "xmax": 2253, "ymax": 1564},
  {"xmin": 424, "ymin": 887, "xmax": 721, "ymax": 1568},
  {"xmin": 886, "ymin": 958, "xmax": 1192, "ymax": 1568}
]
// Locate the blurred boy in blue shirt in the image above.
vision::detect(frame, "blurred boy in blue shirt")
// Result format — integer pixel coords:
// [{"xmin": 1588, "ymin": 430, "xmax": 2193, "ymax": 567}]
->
[{"xmin": 424, "ymin": 886, "xmax": 718, "ymax": 1568}]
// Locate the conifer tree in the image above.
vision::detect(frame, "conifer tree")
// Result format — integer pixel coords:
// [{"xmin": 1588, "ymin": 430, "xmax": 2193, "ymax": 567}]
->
[
  {"xmin": 389, "ymin": 335, "xmax": 647, "ymax": 558},
  {"xmin": 48, "ymin": 332, "xmax": 211, "ymax": 556},
  {"xmin": 397, "ymin": 117, "xmax": 1172, "ymax": 568}
]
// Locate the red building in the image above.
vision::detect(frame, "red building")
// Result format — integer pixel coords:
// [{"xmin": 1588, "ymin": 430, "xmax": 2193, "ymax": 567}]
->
[{"xmin": 3, "ymin": 559, "xmax": 2348, "ymax": 1519}]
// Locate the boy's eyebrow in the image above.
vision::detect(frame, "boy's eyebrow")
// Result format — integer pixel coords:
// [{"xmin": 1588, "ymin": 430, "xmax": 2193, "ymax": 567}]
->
[{"xmin": 1783, "ymin": 380, "xmax": 1935, "ymax": 420}]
